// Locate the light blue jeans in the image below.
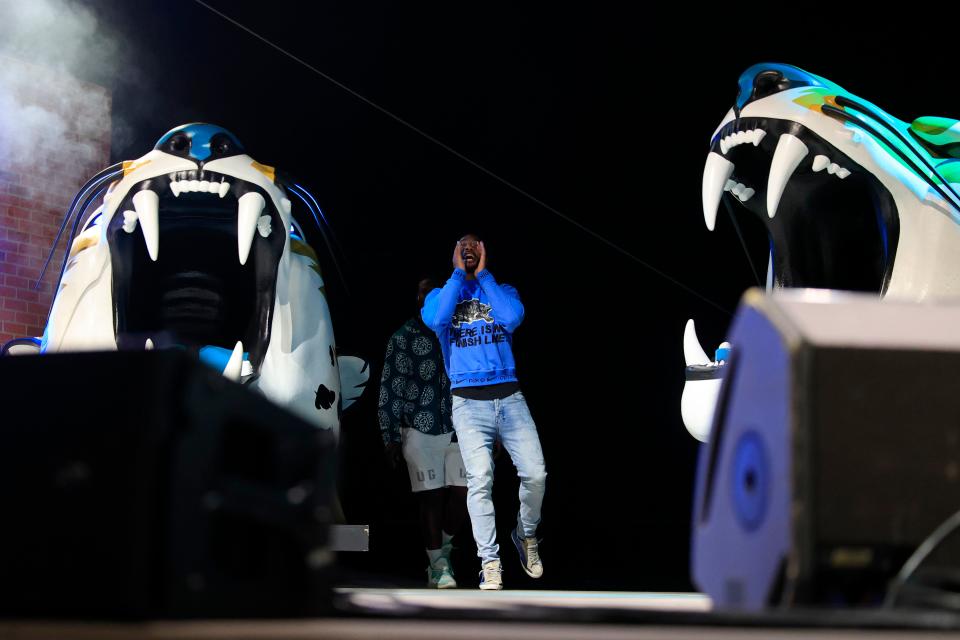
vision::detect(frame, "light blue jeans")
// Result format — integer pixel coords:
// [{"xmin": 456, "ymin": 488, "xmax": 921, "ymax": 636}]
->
[{"xmin": 451, "ymin": 391, "xmax": 547, "ymax": 564}]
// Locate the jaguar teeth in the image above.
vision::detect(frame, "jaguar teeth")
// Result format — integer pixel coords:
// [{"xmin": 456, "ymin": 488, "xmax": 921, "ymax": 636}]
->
[
  {"xmin": 767, "ymin": 133, "xmax": 809, "ymax": 219},
  {"xmin": 724, "ymin": 180, "xmax": 755, "ymax": 203},
  {"xmin": 122, "ymin": 210, "xmax": 138, "ymax": 233},
  {"xmin": 169, "ymin": 179, "xmax": 233, "ymax": 195},
  {"xmin": 702, "ymin": 152, "xmax": 735, "ymax": 231},
  {"xmin": 812, "ymin": 155, "xmax": 850, "ymax": 179},
  {"xmin": 719, "ymin": 128, "xmax": 768, "ymax": 155},
  {"xmin": 132, "ymin": 190, "xmax": 160, "ymax": 261},
  {"xmin": 223, "ymin": 341, "xmax": 244, "ymax": 381},
  {"xmin": 238, "ymin": 192, "xmax": 266, "ymax": 265},
  {"xmin": 257, "ymin": 214, "xmax": 272, "ymax": 238}
]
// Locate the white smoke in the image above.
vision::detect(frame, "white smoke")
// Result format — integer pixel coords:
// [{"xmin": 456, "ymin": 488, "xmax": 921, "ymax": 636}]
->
[
  {"xmin": 0, "ymin": 0, "xmax": 117, "ymax": 171},
  {"xmin": 0, "ymin": 0, "xmax": 111, "ymax": 72}
]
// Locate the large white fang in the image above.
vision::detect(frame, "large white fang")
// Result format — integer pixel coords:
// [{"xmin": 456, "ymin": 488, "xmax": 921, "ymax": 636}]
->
[
  {"xmin": 223, "ymin": 341, "xmax": 244, "ymax": 381},
  {"xmin": 132, "ymin": 190, "xmax": 160, "ymax": 261},
  {"xmin": 238, "ymin": 192, "xmax": 266, "ymax": 265},
  {"xmin": 218, "ymin": 181, "xmax": 230, "ymax": 198},
  {"xmin": 683, "ymin": 319, "xmax": 710, "ymax": 366},
  {"xmin": 702, "ymin": 152, "xmax": 734, "ymax": 231},
  {"xmin": 766, "ymin": 133, "xmax": 808, "ymax": 219}
]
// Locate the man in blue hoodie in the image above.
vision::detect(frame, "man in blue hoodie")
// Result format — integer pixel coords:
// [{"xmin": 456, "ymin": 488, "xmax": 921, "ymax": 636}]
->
[{"xmin": 421, "ymin": 234, "xmax": 546, "ymax": 591}]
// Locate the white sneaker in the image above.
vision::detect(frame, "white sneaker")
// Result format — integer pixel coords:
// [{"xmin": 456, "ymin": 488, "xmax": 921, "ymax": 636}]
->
[
  {"xmin": 427, "ymin": 557, "xmax": 457, "ymax": 589},
  {"xmin": 511, "ymin": 526, "xmax": 543, "ymax": 578},
  {"xmin": 479, "ymin": 559, "xmax": 503, "ymax": 590}
]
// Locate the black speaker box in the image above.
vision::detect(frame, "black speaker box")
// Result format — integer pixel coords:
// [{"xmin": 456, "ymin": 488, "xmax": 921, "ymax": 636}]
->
[
  {"xmin": 692, "ymin": 289, "xmax": 960, "ymax": 610},
  {"xmin": 0, "ymin": 350, "xmax": 336, "ymax": 619}
]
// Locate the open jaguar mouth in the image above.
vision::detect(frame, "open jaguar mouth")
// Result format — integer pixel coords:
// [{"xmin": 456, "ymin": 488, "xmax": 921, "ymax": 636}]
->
[
  {"xmin": 704, "ymin": 116, "xmax": 900, "ymax": 294},
  {"xmin": 684, "ymin": 63, "xmax": 960, "ymax": 440},
  {"xmin": 106, "ymin": 169, "xmax": 285, "ymax": 372}
]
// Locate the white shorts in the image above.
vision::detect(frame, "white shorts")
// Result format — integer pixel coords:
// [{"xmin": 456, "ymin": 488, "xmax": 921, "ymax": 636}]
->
[{"xmin": 401, "ymin": 428, "xmax": 467, "ymax": 492}]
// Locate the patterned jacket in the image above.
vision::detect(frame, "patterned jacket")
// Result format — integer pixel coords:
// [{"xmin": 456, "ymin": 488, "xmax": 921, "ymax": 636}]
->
[{"xmin": 378, "ymin": 316, "xmax": 453, "ymax": 446}]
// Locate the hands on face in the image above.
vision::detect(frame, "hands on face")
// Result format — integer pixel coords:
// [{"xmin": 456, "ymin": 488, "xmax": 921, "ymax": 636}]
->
[
  {"xmin": 452, "ymin": 240, "xmax": 486, "ymax": 273},
  {"xmin": 477, "ymin": 241, "xmax": 486, "ymax": 273}
]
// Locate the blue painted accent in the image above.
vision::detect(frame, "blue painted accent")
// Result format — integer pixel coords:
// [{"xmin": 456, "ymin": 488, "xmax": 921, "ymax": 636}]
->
[
  {"xmin": 154, "ymin": 123, "xmax": 243, "ymax": 162},
  {"xmin": 736, "ymin": 63, "xmax": 824, "ymax": 112},
  {"xmin": 731, "ymin": 430, "xmax": 769, "ymax": 532},
  {"xmin": 198, "ymin": 345, "xmax": 249, "ymax": 373},
  {"xmin": 83, "ymin": 212, "xmax": 102, "ymax": 231},
  {"xmin": 714, "ymin": 347, "xmax": 730, "ymax": 362}
]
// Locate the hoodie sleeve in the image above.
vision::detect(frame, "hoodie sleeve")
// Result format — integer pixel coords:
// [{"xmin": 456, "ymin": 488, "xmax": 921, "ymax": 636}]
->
[
  {"xmin": 421, "ymin": 268, "xmax": 466, "ymax": 333},
  {"xmin": 476, "ymin": 269, "xmax": 524, "ymax": 332}
]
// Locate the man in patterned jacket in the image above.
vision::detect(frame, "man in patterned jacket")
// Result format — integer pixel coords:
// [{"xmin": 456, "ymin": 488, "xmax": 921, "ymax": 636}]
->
[{"xmin": 378, "ymin": 278, "xmax": 468, "ymax": 589}]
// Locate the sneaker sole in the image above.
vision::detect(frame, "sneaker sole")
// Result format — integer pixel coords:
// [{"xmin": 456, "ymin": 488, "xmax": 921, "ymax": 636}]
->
[{"xmin": 479, "ymin": 583, "xmax": 503, "ymax": 591}]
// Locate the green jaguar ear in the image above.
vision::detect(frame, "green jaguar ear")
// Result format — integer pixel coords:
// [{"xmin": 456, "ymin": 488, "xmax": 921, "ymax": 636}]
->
[
  {"xmin": 910, "ymin": 116, "xmax": 960, "ymax": 158},
  {"xmin": 937, "ymin": 161, "xmax": 960, "ymax": 185}
]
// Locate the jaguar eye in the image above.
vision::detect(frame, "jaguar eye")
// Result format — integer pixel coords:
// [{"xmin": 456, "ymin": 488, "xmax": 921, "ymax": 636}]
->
[
  {"xmin": 167, "ymin": 134, "xmax": 189, "ymax": 152},
  {"xmin": 736, "ymin": 64, "xmax": 822, "ymax": 112},
  {"xmin": 211, "ymin": 134, "xmax": 235, "ymax": 156},
  {"xmin": 167, "ymin": 133, "xmax": 190, "ymax": 153},
  {"xmin": 752, "ymin": 70, "xmax": 792, "ymax": 101}
]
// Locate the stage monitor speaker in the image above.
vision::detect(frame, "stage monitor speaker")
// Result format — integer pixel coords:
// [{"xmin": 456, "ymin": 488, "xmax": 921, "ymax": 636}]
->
[
  {"xmin": 0, "ymin": 350, "xmax": 336, "ymax": 619},
  {"xmin": 691, "ymin": 289, "xmax": 960, "ymax": 611}
]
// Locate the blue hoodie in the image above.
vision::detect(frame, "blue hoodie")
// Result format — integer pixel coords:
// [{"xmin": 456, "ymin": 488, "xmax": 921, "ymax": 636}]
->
[{"xmin": 421, "ymin": 268, "xmax": 524, "ymax": 389}]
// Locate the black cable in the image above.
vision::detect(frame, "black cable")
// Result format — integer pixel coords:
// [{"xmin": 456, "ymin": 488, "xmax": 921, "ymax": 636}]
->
[
  {"xmin": 49, "ymin": 182, "xmax": 113, "ymax": 301},
  {"xmin": 722, "ymin": 196, "xmax": 763, "ymax": 288},
  {"xmin": 190, "ymin": 0, "xmax": 734, "ymax": 318},
  {"xmin": 35, "ymin": 163, "xmax": 123, "ymax": 289},
  {"xmin": 885, "ymin": 507, "xmax": 960, "ymax": 608},
  {"xmin": 284, "ymin": 183, "xmax": 350, "ymax": 295}
]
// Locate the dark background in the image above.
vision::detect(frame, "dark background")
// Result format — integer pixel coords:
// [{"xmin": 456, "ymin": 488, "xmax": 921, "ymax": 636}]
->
[{"xmin": 72, "ymin": 3, "xmax": 954, "ymax": 590}]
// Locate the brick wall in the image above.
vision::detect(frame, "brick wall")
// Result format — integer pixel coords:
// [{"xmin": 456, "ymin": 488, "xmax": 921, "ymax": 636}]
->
[{"xmin": 0, "ymin": 55, "xmax": 111, "ymax": 344}]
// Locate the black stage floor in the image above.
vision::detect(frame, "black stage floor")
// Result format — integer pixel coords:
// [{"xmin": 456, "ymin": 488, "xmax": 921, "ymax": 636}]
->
[{"xmin": 6, "ymin": 589, "xmax": 960, "ymax": 639}]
